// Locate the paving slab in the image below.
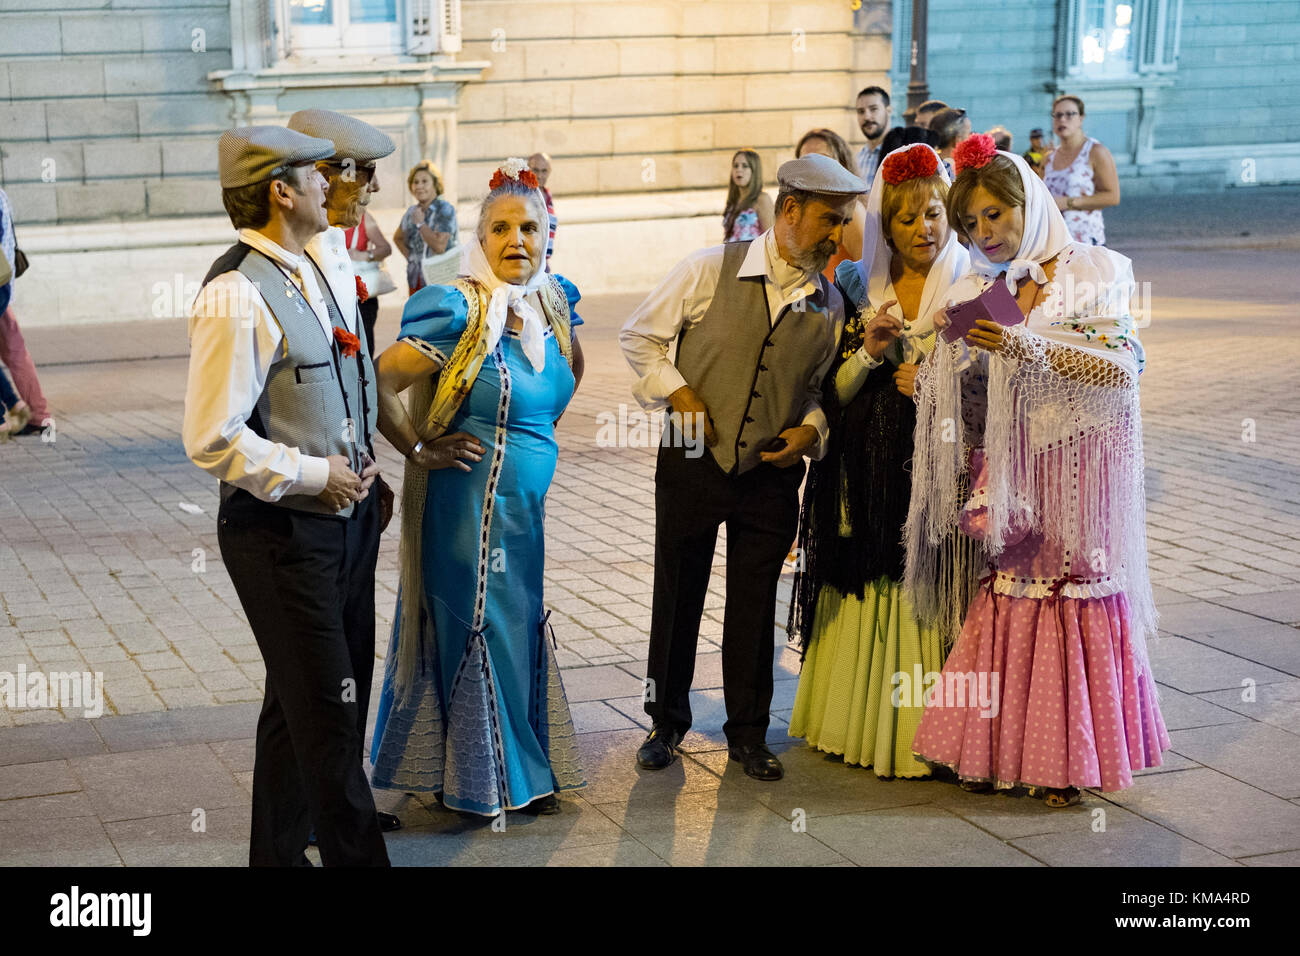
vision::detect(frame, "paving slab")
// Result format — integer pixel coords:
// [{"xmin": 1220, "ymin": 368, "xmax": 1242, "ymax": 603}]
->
[
  {"xmin": 104, "ymin": 807, "xmax": 250, "ymax": 867},
  {"xmin": 0, "ymin": 758, "xmax": 81, "ymax": 801},
  {"xmin": 1147, "ymin": 635, "xmax": 1294, "ymax": 694},
  {"xmin": 462, "ymin": 797, "xmax": 630, "ymax": 866},
  {"xmin": 593, "ymin": 788, "xmax": 848, "ymax": 867},
  {"xmin": 1168, "ymin": 722, "xmax": 1300, "ymax": 799},
  {"xmin": 1213, "ymin": 588, "xmax": 1300, "ymax": 625},
  {"xmin": 1154, "ymin": 684, "xmax": 1253, "ymax": 732},
  {"xmin": 1104, "ymin": 767, "xmax": 1300, "ymax": 859},
  {"xmin": 90, "ymin": 702, "xmax": 260, "ymax": 752},
  {"xmin": 557, "ymin": 664, "xmax": 646, "ymax": 703},
  {"xmin": 807, "ymin": 804, "xmax": 1042, "ymax": 867},
  {"xmin": 0, "ymin": 719, "xmax": 107, "ymax": 767},
  {"xmin": 1197, "ymin": 679, "xmax": 1300, "ymax": 736},
  {"xmin": 0, "ymin": 816, "xmax": 122, "ymax": 867},
  {"xmin": 690, "ymin": 745, "xmax": 937, "ymax": 820},
  {"xmin": 1010, "ymin": 803, "xmax": 1238, "ymax": 867},
  {"xmin": 69, "ymin": 742, "xmax": 249, "ymax": 823},
  {"xmin": 1177, "ymin": 622, "xmax": 1300, "ymax": 677},
  {"xmin": 535, "ymin": 837, "xmax": 667, "ymax": 867}
]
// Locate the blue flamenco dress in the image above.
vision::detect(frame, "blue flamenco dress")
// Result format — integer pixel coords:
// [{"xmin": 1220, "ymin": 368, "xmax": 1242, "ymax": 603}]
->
[{"xmin": 370, "ymin": 277, "xmax": 586, "ymax": 816}]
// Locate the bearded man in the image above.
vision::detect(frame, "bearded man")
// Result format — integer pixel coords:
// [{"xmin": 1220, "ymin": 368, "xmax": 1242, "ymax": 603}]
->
[{"xmin": 619, "ymin": 154, "xmax": 867, "ymax": 781}]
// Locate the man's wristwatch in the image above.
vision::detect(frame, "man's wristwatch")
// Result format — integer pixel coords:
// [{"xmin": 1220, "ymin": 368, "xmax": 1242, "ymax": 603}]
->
[{"xmin": 410, "ymin": 440, "xmax": 424, "ymax": 460}]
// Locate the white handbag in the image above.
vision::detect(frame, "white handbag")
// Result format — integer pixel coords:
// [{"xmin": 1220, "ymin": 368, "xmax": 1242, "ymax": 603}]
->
[
  {"xmin": 346, "ymin": 221, "xmax": 397, "ymax": 296},
  {"xmin": 421, "ymin": 245, "xmax": 461, "ymax": 287}
]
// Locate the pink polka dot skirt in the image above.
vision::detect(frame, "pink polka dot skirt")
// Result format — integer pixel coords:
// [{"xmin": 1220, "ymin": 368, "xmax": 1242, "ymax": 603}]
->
[{"xmin": 912, "ymin": 588, "xmax": 1170, "ymax": 792}]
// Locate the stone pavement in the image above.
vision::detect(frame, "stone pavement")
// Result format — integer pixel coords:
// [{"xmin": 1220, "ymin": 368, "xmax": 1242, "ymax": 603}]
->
[{"xmin": 1, "ymin": 195, "xmax": 1299, "ymax": 865}]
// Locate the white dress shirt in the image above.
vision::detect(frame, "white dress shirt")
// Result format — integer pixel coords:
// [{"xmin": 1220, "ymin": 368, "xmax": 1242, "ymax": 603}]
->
[
  {"xmin": 619, "ymin": 229, "xmax": 840, "ymax": 459},
  {"xmin": 182, "ymin": 226, "xmax": 358, "ymax": 503}
]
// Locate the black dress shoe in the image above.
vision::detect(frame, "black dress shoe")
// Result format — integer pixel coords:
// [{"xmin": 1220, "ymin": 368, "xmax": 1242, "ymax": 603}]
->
[
  {"xmin": 636, "ymin": 726, "xmax": 684, "ymax": 770},
  {"xmin": 377, "ymin": 810, "xmax": 402, "ymax": 832},
  {"xmin": 728, "ymin": 743, "xmax": 784, "ymax": 781},
  {"xmin": 520, "ymin": 794, "xmax": 560, "ymax": 815}
]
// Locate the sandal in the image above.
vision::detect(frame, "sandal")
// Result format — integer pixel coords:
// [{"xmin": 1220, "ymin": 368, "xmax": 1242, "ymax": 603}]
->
[
  {"xmin": 958, "ymin": 779, "xmax": 994, "ymax": 794},
  {"xmin": 1042, "ymin": 787, "xmax": 1081, "ymax": 808}
]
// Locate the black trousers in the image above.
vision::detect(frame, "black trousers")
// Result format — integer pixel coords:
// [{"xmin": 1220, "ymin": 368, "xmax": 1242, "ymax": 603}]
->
[
  {"xmin": 218, "ymin": 490, "xmax": 390, "ymax": 867},
  {"xmin": 644, "ymin": 441, "xmax": 805, "ymax": 747},
  {"xmin": 360, "ymin": 297, "xmax": 380, "ymax": 359}
]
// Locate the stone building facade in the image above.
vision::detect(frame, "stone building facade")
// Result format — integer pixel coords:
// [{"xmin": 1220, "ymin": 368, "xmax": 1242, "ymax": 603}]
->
[{"xmin": 2, "ymin": 1, "xmax": 1293, "ymax": 326}]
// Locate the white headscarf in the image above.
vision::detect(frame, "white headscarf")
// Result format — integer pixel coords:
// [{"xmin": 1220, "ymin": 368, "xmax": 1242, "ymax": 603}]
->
[
  {"xmin": 964, "ymin": 149, "xmax": 1071, "ymax": 293},
  {"xmin": 459, "ymin": 218, "xmax": 550, "ymax": 373},
  {"xmin": 854, "ymin": 143, "xmax": 970, "ymax": 363}
]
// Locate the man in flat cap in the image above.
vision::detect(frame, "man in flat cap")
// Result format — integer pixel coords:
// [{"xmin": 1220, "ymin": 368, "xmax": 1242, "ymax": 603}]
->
[
  {"xmin": 621, "ymin": 153, "xmax": 866, "ymax": 780},
  {"xmin": 183, "ymin": 124, "xmax": 389, "ymax": 866},
  {"xmin": 288, "ymin": 109, "xmax": 396, "ymax": 356}
]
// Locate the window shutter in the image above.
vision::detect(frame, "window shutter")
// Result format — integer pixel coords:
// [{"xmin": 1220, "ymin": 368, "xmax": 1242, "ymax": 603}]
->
[
  {"xmin": 440, "ymin": 0, "xmax": 462, "ymax": 53},
  {"xmin": 1057, "ymin": 0, "xmax": 1083, "ymax": 77},
  {"xmin": 408, "ymin": 0, "xmax": 460, "ymax": 54},
  {"xmin": 1139, "ymin": 0, "xmax": 1182, "ymax": 72}
]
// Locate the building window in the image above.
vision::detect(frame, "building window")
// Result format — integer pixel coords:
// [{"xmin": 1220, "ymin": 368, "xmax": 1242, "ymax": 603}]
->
[
  {"xmin": 1059, "ymin": 0, "xmax": 1181, "ymax": 79},
  {"xmin": 288, "ymin": 0, "xmax": 402, "ymax": 57}
]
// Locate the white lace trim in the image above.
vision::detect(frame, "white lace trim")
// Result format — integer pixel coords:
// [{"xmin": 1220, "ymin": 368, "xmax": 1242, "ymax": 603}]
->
[{"xmin": 985, "ymin": 567, "xmax": 1125, "ymax": 600}]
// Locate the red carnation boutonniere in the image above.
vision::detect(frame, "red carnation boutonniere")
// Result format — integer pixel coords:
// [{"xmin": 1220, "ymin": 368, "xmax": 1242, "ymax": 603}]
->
[
  {"xmin": 355, "ymin": 275, "xmax": 369, "ymax": 303},
  {"xmin": 881, "ymin": 144, "xmax": 939, "ymax": 185},
  {"xmin": 953, "ymin": 133, "xmax": 999, "ymax": 175},
  {"xmin": 333, "ymin": 326, "xmax": 361, "ymax": 359}
]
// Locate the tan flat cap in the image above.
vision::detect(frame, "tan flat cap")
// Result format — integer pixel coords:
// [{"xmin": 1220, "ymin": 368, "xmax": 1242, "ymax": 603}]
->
[
  {"xmin": 218, "ymin": 125, "xmax": 335, "ymax": 189},
  {"xmin": 287, "ymin": 109, "xmax": 396, "ymax": 164},
  {"xmin": 778, "ymin": 153, "xmax": 867, "ymax": 195}
]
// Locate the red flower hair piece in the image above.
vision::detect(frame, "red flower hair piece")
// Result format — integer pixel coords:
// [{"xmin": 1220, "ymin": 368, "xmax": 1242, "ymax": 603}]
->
[
  {"xmin": 355, "ymin": 275, "xmax": 369, "ymax": 304},
  {"xmin": 333, "ymin": 326, "xmax": 361, "ymax": 359},
  {"xmin": 953, "ymin": 133, "xmax": 999, "ymax": 174},
  {"xmin": 489, "ymin": 166, "xmax": 540, "ymax": 191},
  {"xmin": 881, "ymin": 145, "xmax": 939, "ymax": 185}
]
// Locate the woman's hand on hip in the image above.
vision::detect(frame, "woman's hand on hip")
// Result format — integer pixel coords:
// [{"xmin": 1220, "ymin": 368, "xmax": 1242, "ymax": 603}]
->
[{"xmin": 414, "ymin": 431, "xmax": 486, "ymax": 472}]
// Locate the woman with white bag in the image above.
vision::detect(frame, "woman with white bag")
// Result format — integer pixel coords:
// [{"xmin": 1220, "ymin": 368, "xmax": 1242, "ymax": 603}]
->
[{"xmin": 394, "ymin": 160, "xmax": 459, "ymax": 295}]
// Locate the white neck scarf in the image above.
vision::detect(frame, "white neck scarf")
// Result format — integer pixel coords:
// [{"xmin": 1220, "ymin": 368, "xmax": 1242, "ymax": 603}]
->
[
  {"xmin": 459, "ymin": 235, "xmax": 549, "ymax": 372},
  {"xmin": 965, "ymin": 150, "xmax": 1071, "ymax": 292},
  {"xmin": 855, "ymin": 144, "xmax": 970, "ymax": 361}
]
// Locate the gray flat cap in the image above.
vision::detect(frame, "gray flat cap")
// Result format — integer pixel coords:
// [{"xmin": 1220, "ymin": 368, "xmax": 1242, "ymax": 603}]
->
[
  {"xmin": 218, "ymin": 125, "xmax": 334, "ymax": 189},
  {"xmin": 778, "ymin": 153, "xmax": 867, "ymax": 195},
  {"xmin": 287, "ymin": 109, "xmax": 395, "ymax": 164}
]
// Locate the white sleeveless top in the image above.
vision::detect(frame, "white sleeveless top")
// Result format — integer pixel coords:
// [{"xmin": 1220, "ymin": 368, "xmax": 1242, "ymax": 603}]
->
[{"xmin": 1045, "ymin": 137, "xmax": 1105, "ymax": 246}]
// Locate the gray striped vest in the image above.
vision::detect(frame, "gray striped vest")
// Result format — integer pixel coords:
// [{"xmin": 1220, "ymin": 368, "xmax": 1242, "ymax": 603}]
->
[
  {"xmin": 675, "ymin": 240, "xmax": 838, "ymax": 476},
  {"xmin": 215, "ymin": 246, "xmax": 378, "ymax": 518}
]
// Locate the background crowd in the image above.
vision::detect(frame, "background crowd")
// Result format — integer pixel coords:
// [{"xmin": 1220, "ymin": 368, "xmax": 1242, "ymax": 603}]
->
[{"xmin": 721, "ymin": 86, "xmax": 1122, "ymax": 252}]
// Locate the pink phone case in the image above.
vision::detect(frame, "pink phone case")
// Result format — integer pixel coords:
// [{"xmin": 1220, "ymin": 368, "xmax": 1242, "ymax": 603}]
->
[{"xmin": 942, "ymin": 279, "xmax": 1025, "ymax": 342}]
